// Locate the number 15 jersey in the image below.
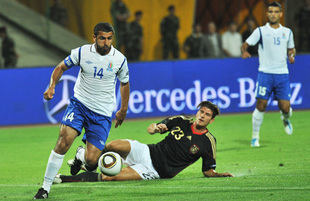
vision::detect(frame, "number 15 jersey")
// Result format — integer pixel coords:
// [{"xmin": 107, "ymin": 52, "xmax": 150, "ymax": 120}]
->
[{"xmin": 246, "ymin": 23, "xmax": 295, "ymax": 74}]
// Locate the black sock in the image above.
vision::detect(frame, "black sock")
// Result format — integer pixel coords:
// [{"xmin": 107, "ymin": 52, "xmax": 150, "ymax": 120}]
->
[
  {"xmin": 85, "ymin": 163, "xmax": 98, "ymax": 172},
  {"xmin": 60, "ymin": 172, "xmax": 100, "ymax": 182}
]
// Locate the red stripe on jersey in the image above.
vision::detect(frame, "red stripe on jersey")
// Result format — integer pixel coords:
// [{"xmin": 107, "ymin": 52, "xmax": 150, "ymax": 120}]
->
[{"xmin": 191, "ymin": 124, "xmax": 208, "ymax": 135}]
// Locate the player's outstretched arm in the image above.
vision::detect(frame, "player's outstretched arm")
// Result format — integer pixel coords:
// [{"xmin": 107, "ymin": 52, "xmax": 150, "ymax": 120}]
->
[
  {"xmin": 43, "ymin": 61, "xmax": 69, "ymax": 100},
  {"xmin": 203, "ymin": 169, "xmax": 234, "ymax": 177},
  {"xmin": 241, "ymin": 42, "xmax": 251, "ymax": 59},
  {"xmin": 115, "ymin": 82, "xmax": 130, "ymax": 128},
  {"xmin": 147, "ymin": 123, "xmax": 168, "ymax": 135}
]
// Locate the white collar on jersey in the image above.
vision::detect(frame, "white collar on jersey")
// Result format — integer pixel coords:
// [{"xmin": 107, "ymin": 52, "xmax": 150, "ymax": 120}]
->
[
  {"xmin": 90, "ymin": 43, "xmax": 115, "ymax": 56},
  {"xmin": 266, "ymin": 22, "xmax": 282, "ymax": 30}
]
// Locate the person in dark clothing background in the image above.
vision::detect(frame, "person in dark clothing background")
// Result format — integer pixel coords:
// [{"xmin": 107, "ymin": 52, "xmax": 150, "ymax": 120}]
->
[
  {"xmin": 125, "ymin": 11, "xmax": 143, "ymax": 61},
  {"xmin": 0, "ymin": 26, "xmax": 18, "ymax": 68},
  {"xmin": 160, "ymin": 5, "xmax": 180, "ymax": 60}
]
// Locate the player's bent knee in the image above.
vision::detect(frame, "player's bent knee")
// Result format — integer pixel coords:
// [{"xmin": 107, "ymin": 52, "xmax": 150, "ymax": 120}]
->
[{"xmin": 54, "ymin": 138, "xmax": 72, "ymax": 154}]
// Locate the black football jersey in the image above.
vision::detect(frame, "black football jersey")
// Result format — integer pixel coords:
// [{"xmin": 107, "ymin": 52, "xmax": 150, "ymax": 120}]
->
[{"xmin": 148, "ymin": 115, "xmax": 217, "ymax": 178}]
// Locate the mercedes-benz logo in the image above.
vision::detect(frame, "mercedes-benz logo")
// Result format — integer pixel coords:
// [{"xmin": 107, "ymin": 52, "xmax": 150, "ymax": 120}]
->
[{"xmin": 44, "ymin": 75, "xmax": 77, "ymax": 124}]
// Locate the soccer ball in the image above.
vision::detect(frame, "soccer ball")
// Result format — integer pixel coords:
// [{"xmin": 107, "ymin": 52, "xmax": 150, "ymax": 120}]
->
[{"xmin": 98, "ymin": 152, "xmax": 123, "ymax": 176}]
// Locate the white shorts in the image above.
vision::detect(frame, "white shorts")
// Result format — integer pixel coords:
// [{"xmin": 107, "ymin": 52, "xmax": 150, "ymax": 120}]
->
[{"xmin": 123, "ymin": 140, "xmax": 160, "ymax": 180}]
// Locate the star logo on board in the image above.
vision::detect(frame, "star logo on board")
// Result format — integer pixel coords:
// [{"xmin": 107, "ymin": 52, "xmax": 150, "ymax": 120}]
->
[{"xmin": 43, "ymin": 75, "xmax": 77, "ymax": 124}]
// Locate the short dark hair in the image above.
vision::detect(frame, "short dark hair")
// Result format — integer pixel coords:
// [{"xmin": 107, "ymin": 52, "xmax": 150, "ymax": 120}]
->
[
  {"xmin": 267, "ymin": 1, "xmax": 282, "ymax": 11},
  {"xmin": 0, "ymin": 26, "xmax": 7, "ymax": 34},
  {"xmin": 197, "ymin": 101, "xmax": 220, "ymax": 119},
  {"xmin": 135, "ymin": 11, "xmax": 142, "ymax": 17},
  {"xmin": 94, "ymin": 22, "xmax": 115, "ymax": 36},
  {"xmin": 228, "ymin": 20, "xmax": 236, "ymax": 26},
  {"xmin": 168, "ymin": 5, "xmax": 175, "ymax": 11}
]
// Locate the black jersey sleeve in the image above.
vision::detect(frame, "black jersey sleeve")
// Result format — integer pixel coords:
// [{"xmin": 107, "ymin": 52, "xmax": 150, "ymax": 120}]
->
[
  {"xmin": 201, "ymin": 132, "xmax": 217, "ymax": 171},
  {"xmin": 158, "ymin": 115, "xmax": 193, "ymax": 133}
]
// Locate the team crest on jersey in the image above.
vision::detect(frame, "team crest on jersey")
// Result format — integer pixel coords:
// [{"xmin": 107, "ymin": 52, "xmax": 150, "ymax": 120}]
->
[
  {"xmin": 282, "ymin": 33, "xmax": 286, "ymax": 39},
  {"xmin": 106, "ymin": 62, "xmax": 113, "ymax": 71},
  {"xmin": 86, "ymin": 60, "xmax": 92, "ymax": 64},
  {"xmin": 190, "ymin": 144, "xmax": 199, "ymax": 154}
]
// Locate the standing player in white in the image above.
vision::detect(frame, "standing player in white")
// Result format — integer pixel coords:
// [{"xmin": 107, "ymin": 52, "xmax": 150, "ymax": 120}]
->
[
  {"xmin": 241, "ymin": 1, "xmax": 296, "ymax": 147},
  {"xmin": 34, "ymin": 22, "xmax": 130, "ymax": 199}
]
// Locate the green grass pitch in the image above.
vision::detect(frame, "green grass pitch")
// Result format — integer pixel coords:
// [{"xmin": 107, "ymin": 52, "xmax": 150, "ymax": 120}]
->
[{"xmin": 0, "ymin": 110, "xmax": 309, "ymax": 200}]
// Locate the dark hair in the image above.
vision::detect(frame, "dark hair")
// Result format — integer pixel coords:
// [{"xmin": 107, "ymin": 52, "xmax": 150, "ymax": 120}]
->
[
  {"xmin": 228, "ymin": 21, "xmax": 236, "ymax": 26},
  {"xmin": 135, "ymin": 11, "xmax": 142, "ymax": 17},
  {"xmin": 168, "ymin": 5, "xmax": 175, "ymax": 11},
  {"xmin": 94, "ymin": 22, "xmax": 115, "ymax": 36},
  {"xmin": 0, "ymin": 26, "xmax": 7, "ymax": 33},
  {"xmin": 197, "ymin": 101, "xmax": 220, "ymax": 119},
  {"xmin": 267, "ymin": 1, "xmax": 282, "ymax": 11}
]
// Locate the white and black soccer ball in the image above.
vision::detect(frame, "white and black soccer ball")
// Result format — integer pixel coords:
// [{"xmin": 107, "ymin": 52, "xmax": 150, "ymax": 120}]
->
[{"xmin": 98, "ymin": 151, "xmax": 123, "ymax": 176}]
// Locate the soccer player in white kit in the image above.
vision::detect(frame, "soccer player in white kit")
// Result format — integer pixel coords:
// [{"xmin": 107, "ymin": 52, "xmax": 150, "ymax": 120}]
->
[
  {"xmin": 241, "ymin": 1, "xmax": 296, "ymax": 147},
  {"xmin": 34, "ymin": 22, "xmax": 130, "ymax": 199}
]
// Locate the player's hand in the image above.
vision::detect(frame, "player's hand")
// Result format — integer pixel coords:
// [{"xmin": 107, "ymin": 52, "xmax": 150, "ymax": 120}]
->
[
  {"xmin": 115, "ymin": 109, "xmax": 127, "ymax": 128},
  {"xmin": 242, "ymin": 51, "xmax": 251, "ymax": 59},
  {"xmin": 289, "ymin": 55, "xmax": 295, "ymax": 64},
  {"xmin": 155, "ymin": 123, "xmax": 168, "ymax": 134},
  {"xmin": 43, "ymin": 87, "xmax": 55, "ymax": 100}
]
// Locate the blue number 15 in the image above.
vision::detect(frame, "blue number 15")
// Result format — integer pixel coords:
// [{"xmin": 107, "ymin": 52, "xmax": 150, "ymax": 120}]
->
[{"xmin": 273, "ymin": 37, "xmax": 280, "ymax": 45}]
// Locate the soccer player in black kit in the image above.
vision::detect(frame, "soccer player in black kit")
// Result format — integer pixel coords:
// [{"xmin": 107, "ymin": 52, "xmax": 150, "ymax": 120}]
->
[{"xmin": 54, "ymin": 101, "xmax": 233, "ymax": 183}]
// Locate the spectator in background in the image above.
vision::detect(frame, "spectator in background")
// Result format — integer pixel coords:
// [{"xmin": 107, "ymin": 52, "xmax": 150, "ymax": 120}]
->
[
  {"xmin": 222, "ymin": 21, "xmax": 242, "ymax": 57},
  {"xmin": 294, "ymin": 0, "xmax": 310, "ymax": 52},
  {"xmin": 0, "ymin": 26, "xmax": 18, "ymax": 68},
  {"xmin": 111, "ymin": 0, "xmax": 130, "ymax": 51},
  {"xmin": 183, "ymin": 24, "xmax": 203, "ymax": 59},
  {"xmin": 242, "ymin": 18, "xmax": 258, "ymax": 56},
  {"xmin": 125, "ymin": 11, "xmax": 143, "ymax": 62},
  {"xmin": 50, "ymin": 0, "xmax": 68, "ymax": 27},
  {"xmin": 201, "ymin": 22, "xmax": 223, "ymax": 58},
  {"xmin": 160, "ymin": 5, "xmax": 180, "ymax": 60}
]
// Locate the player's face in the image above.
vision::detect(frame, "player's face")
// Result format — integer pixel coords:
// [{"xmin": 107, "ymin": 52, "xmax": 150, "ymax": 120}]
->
[
  {"xmin": 195, "ymin": 107, "xmax": 214, "ymax": 127},
  {"xmin": 267, "ymin": 6, "xmax": 282, "ymax": 25},
  {"xmin": 93, "ymin": 31, "xmax": 113, "ymax": 55}
]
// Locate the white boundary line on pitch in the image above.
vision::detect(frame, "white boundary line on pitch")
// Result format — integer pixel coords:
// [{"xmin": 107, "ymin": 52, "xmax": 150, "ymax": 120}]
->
[{"xmin": 0, "ymin": 184, "xmax": 309, "ymax": 190}]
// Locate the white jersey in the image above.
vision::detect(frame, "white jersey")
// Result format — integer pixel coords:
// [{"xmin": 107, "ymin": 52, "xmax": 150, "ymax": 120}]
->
[
  {"xmin": 64, "ymin": 44, "xmax": 129, "ymax": 117},
  {"xmin": 222, "ymin": 31, "xmax": 243, "ymax": 57},
  {"xmin": 246, "ymin": 23, "xmax": 295, "ymax": 74}
]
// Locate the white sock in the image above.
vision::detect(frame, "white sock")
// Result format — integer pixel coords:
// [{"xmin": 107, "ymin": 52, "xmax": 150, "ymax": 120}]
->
[
  {"xmin": 281, "ymin": 107, "xmax": 292, "ymax": 121},
  {"xmin": 252, "ymin": 108, "xmax": 264, "ymax": 139},
  {"xmin": 42, "ymin": 150, "xmax": 64, "ymax": 193},
  {"xmin": 76, "ymin": 147, "xmax": 85, "ymax": 164}
]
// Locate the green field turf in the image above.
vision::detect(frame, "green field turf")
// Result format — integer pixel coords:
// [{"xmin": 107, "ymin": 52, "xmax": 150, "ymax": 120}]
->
[{"xmin": 0, "ymin": 110, "xmax": 309, "ymax": 200}]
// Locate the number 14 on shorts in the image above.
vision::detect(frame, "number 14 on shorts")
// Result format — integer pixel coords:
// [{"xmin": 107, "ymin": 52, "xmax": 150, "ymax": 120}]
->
[{"xmin": 65, "ymin": 112, "xmax": 74, "ymax": 122}]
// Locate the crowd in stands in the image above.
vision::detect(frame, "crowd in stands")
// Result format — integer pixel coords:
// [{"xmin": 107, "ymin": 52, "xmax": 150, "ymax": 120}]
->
[
  {"xmin": 110, "ymin": 0, "xmax": 310, "ymax": 61},
  {"xmin": 111, "ymin": 0, "xmax": 254, "ymax": 61},
  {"xmin": 2, "ymin": 0, "xmax": 310, "ymax": 68}
]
